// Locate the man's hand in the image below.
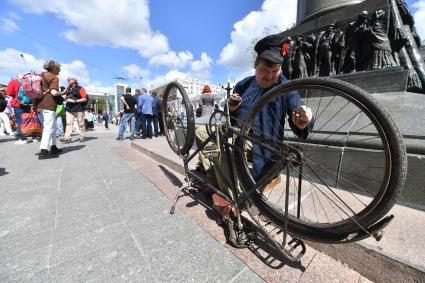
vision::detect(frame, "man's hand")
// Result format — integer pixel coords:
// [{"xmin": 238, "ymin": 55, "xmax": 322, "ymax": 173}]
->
[
  {"xmin": 228, "ymin": 93, "xmax": 242, "ymax": 112},
  {"xmin": 292, "ymin": 105, "xmax": 313, "ymax": 129},
  {"xmin": 66, "ymin": 98, "xmax": 75, "ymax": 103}
]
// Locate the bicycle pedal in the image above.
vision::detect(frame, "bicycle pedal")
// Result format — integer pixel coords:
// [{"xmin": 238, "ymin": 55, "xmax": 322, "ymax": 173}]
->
[{"xmin": 283, "ymin": 238, "xmax": 306, "ymax": 261}]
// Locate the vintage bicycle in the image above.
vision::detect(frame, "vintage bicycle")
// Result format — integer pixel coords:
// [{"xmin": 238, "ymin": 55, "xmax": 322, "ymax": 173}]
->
[{"xmin": 161, "ymin": 77, "xmax": 407, "ymax": 261}]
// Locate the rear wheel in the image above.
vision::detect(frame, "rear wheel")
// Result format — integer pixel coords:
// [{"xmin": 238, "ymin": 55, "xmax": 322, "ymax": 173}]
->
[
  {"xmin": 162, "ymin": 82, "xmax": 195, "ymax": 155},
  {"xmin": 234, "ymin": 77, "xmax": 407, "ymax": 243}
]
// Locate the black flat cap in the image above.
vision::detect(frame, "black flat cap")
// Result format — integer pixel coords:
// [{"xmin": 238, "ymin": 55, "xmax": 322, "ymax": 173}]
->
[{"xmin": 254, "ymin": 34, "xmax": 287, "ymax": 64}]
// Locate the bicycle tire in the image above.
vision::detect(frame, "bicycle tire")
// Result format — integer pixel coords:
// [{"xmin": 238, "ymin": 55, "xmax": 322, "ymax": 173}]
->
[
  {"xmin": 162, "ymin": 82, "xmax": 195, "ymax": 155},
  {"xmin": 234, "ymin": 77, "xmax": 407, "ymax": 243}
]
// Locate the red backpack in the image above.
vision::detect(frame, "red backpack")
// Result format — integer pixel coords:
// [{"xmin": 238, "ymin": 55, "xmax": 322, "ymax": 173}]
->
[{"xmin": 21, "ymin": 72, "xmax": 46, "ymax": 99}]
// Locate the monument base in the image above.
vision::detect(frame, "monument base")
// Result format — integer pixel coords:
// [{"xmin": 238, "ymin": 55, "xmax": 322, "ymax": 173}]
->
[{"xmin": 332, "ymin": 67, "xmax": 408, "ymax": 93}]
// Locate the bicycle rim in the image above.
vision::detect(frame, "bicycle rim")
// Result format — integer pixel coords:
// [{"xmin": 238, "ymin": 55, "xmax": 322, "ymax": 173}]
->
[{"xmin": 162, "ymin": 82, "xmax": 195, "ymax": 155}]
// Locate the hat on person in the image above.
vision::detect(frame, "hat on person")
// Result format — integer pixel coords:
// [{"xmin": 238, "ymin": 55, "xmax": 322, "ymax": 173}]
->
[
  {"xmin": 254, "ymin": 34, "xmax": 287, "ymax": 64},
  {"xmin": 67, "ymin": 76, "xmax": 78, "ymax": 82},
  {"xmin": 202, "ymin": 85, "xmax": 211, "ymax": 94}
]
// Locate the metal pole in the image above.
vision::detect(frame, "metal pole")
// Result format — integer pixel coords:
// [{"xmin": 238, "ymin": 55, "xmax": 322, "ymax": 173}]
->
[{"xmin": 225, "ymin": 81, "xmax": 232, "ymax": 100}]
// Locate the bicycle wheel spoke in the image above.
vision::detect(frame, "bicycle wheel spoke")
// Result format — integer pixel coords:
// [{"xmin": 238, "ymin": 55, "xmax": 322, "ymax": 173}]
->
[
  {"xmin": 309, "ymin": 101, "xmax": 351, "ymax": 139},
  {"xmin": 288, "ymin": 162, "xmax": 347, "ymax": 222}
]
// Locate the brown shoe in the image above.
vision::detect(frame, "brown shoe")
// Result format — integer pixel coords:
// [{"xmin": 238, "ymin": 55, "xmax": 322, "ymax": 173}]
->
[{"xmin": 260, "ymin": 176, "xmax": 282, "ymax": 193}]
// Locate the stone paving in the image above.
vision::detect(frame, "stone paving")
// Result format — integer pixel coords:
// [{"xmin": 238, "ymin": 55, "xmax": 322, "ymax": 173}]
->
[{"xmin": 0, "ymin": 130, "xmax": 263, "ymax": 282}]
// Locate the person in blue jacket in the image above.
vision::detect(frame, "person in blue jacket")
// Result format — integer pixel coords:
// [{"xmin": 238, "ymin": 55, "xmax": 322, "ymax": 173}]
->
[{"xmin": 195, "ymin": 33, "xmax": 314, "ymax": 196}]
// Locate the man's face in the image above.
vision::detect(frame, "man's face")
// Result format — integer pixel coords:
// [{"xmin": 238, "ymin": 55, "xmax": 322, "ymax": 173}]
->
[
  {"xmin": 255, "ymin": 61, "xmax": 282, "ymax": 88},
  {"xmin": 67, "ymin": 79, "xmax": 76, "ymax": 86}
]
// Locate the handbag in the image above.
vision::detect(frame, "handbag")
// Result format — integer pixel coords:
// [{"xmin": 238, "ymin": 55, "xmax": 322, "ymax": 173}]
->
[
  {"xmin": 21, "ymin": 112, "xmax": 43, "ymax": 137},
  {"xmin": 55, "ymin": 104, "xmax": 65, "ymax": 116}
]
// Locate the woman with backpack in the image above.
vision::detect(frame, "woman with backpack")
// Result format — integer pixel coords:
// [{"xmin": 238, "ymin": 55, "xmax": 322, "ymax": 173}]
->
[
  {"xmin": 6, "ymin": 73, "xmax": 33, "ymax": 144},
  {"xmin": 33, "ymin": 60, "xmax": 63, "ymax": 159}
]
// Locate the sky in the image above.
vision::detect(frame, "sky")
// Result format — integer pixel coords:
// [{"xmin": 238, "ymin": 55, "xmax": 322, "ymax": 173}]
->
[{"xmin": 0, "ymin": 0, "xmax": 424, "ymax": 94}]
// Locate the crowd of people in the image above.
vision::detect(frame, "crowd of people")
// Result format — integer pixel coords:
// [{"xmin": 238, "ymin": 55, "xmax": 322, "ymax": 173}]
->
[
  {"xmin": 115, "ymin": 87, "xmax": 163, "ymax": 141},
  {"xmin": 0, "ymin": 60, "xmax": 95, "ymax": 159}
]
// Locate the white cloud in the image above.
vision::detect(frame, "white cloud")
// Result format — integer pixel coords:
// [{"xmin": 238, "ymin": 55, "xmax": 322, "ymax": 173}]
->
[
  {"xmin": 413, "ymin": 1, "xmax": 425, "ymax": 41},
  {"xmin": 0, "ymin": 17, "xmax": 20, "ymax": 33},
  {"xmin": 149, "ymin": 51, "xmax": 193, "ymax": 69},
  {"xmin": 218, "ymin": 0, "xmax": 297, "ymax": 69},
  {"xmin": 0, "ymin": 48, "xmax": 44, "ymax": 75},
  {"xmin": 10, "ymin": 0, "xmax": 214, "ymax": 80},
  {"xmin": 144, "ymin": 52, "xmax": 213, "ymax": 88},
  {"xmin": 11, "ymin": 0, "xmax": 169, "ymax": 58},
  {"xmin": 122, "ymin": 64, "xmax": 150, "ymax": 80},
  {"xmin": 59, "ymin": 60, "xmax": 90, "ymax": 86},
  {"xmin": 147, "ymin": 69, "xmax": 190, "ymax": 89},
  {"xmin": 85, "ymin": 80, "xmax": 114, "ymax": 94},
  {"xmin": 190, "ymin": 52, "xmax": 213, "ymax": 80},
  {"xmin": 0, "ymin": 48, "xmax": 116, "ymax": 94}
]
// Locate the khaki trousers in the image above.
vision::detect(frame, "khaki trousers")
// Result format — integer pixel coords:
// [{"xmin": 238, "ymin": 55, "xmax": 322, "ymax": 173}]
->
[
  {"xmin": 64, "ymin": 111, "xmax": 86, "ymax": 139},
  {"xmin": 195, "ymin": 126, "xmax": 251, "ymax": 199}
]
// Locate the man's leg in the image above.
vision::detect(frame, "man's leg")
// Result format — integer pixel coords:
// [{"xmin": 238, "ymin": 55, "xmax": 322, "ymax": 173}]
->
[
  {"xmin": 135, "ymin": 113, "xmax": 141, "ymax": 134},
  {"xmin": 153, "ymin": 114, "xmax": 159, "ymax": 136},
  {"xmin": 76, "ymin": 111, "xmax": 86, "ymax": 140},
  {"xmin": 56, "ymin": 115, "xmax": 64, "ymax": 137},
  {"xmin": 140, "ymin": 114, "xmax": 147, "ymax": 138},
  {"xmin": 129, "ymin": 114, "xmax": 136, "ymax": 139},
  {"xmin": 118, "ymin": 113, "xmax": 130, "ymax": 138},
  {"xmin": 0, "ymin": 112, "xmax": 12, "ymax": 134},
  {"xmin": 214, "ymin": 135, "xmax": 251, "ymax": 199},
  {"xmin": 146, "ymin": 114, "xmax": 153, "ymax": 138},
  {"xmin": 195, "ymin": 126, "xmax": 215, "ymax": 172},
  {"xmin": 158, "ymin": 112, "xmax": 164, "ymax": 135},
  {"xmin": 64, "ymin": 111, "xmax": 75, "ymax": 140},
  {"xmin": 13, "ymin": 106, "xmax": 24, "ymax": 140}
]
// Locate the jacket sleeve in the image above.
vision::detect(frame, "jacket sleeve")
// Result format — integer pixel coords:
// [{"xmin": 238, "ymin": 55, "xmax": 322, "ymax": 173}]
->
[
  {"xmin": 137, "ymin": 95, "xmax": 143, "ymax": 111},
  {"xmin": 6, "ymin": 80, "xmax": 18, "ymax": 98},
  {"xmin": 79, "ymin": 87, "xmax": 87, "ymax": 98}
]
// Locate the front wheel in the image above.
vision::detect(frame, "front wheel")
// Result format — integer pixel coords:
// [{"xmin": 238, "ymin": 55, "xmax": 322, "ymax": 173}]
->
[
  {"xmin": 162, "ymin": 82, "xmax": 195, "ymax": 155},
  {"xmin": 234, "ymin": 77, "xmax": 407, "ymax": 243}
]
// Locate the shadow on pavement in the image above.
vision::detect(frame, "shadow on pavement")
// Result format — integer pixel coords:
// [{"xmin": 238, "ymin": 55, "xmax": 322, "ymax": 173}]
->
[
  {"xmin": 62, "ymin": 144, "xmax": 86, "ymax": 153},
  {"xmin": 157, "ymin": 164, "xmax": 306, "ymax": 271},
  {"xmin": 159, "ymin": 165, "xmax": 183, "ymax": 187},
  {"xmin": 59, "ymin": 136, "xmax": 98, "ymax": 144},
  {"xmin": 0, "ymin": 138, "xmax": 15, "ymax": 143},
  {"xmin": 0, "ymin": 167, "xmax": 9, "ymax": 176}
]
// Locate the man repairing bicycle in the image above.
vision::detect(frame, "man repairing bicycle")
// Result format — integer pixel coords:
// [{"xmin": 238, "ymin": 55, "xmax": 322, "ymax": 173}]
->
[{"xmin": 195, "ymin": 33, "xmax": 313, "ymax": 200}]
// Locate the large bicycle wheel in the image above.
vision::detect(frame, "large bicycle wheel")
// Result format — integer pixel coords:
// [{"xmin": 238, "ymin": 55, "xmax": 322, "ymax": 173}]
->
[
  {"xmin": 234, "ymin": 77, "xmax": 407, "ymax": 243},
  {"xmin": 162, "ymin": 82, "xmax": 195, "ymax": 155}
]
